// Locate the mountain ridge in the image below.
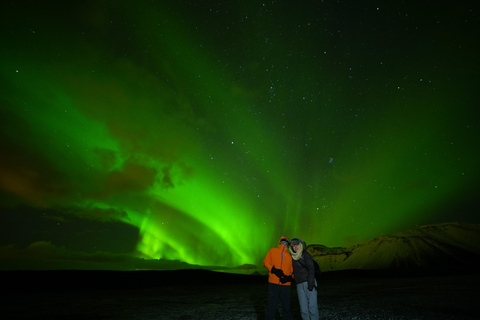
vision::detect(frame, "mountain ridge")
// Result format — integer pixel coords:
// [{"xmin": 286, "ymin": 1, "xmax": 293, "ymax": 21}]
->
[{"xmin": 307, "ymin": 222, "xmax": 480, "ymax": 274}]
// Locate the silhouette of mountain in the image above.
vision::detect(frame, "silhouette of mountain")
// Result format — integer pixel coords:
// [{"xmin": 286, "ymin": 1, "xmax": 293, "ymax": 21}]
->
[{"xmin": 308, "ymin": 222, "xmax": 480, "ymax": 275}]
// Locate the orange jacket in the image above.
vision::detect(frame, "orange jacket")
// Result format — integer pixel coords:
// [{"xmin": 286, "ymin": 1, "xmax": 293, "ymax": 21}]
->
[{"xmin": 263, "ymin": 236, "xmax": 293, "ymax": 285}]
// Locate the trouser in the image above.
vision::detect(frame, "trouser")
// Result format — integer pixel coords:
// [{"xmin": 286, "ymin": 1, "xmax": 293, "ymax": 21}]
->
[
  {"xmin": 297, "ymin": 280, "xmax": 319, "ymax": 320},
  {"xmin": 265, "ymin": 283, "xmax": 293, "ymax": 320}
]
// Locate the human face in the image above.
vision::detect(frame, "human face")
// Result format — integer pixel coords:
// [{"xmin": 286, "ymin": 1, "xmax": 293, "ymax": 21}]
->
[{"xmin": 293, "ymin": 244, "xmax": 300, "ymax": 252}]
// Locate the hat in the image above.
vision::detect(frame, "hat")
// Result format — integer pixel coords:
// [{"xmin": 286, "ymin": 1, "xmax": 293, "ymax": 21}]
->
[{"xmin": 291, "ymin": 238, "xmax": 301, "ymax": 246}]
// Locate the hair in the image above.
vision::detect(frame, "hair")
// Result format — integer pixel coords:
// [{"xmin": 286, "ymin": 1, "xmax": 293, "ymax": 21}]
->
[{"xmin": 290, "ymin": 242, "xmax": 303, "ymax": 260}]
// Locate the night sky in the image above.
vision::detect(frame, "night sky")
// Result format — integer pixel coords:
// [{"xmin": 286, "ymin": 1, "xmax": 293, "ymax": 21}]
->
[{"xmin": 1, "ymin": 1, "xmax": 479, "ymax": 270}]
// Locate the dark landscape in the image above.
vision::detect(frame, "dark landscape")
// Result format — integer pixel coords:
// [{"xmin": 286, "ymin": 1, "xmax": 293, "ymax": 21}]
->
[{"xmin": 2, "ymin": 269, "xmax": 479, "ymax": 320}]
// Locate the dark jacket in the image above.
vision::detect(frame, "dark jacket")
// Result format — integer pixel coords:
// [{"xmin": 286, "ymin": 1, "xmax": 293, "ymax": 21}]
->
[{"xmin": 292, "ymin": 239, "xmax": 316, "ymax": 290}]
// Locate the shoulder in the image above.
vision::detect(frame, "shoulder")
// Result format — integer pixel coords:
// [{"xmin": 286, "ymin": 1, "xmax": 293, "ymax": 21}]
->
[
  {"xmin": 266, "ymin": 247, "xmax": 276, "ymax": 255},
  {"xmin": 301, "ymin": 251, "xmax": 312, "ymax": 260},
  {"xmin": 303, "ymin": 252, "xmax": 315, "ymax": 265}
]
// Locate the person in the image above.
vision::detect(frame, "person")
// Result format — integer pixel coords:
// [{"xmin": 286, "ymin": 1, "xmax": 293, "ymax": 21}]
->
[
  {"xmin": 263, "ymin": 236, "xmax": 294, "ymax": 320},
  {"xmin": 289, "ymin": 238, "xmax": 319, "ymax": 320}
]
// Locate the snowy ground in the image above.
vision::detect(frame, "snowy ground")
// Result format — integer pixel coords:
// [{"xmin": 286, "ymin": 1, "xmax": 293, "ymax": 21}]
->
[{"xmin": 2, "ymin": 270, "xmax": 479, "ymax": 319}]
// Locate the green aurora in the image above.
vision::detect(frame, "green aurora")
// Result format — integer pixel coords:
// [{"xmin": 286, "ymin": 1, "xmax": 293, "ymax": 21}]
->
[{"xmin": 0, "ymin": 1, "xmax": 478, "ymax": 269}]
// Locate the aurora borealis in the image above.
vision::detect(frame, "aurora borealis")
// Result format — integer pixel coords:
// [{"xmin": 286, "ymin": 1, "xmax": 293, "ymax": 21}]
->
[{"xmin": 0, "ymin": 1, "xmax": 479, "ymax": 270}]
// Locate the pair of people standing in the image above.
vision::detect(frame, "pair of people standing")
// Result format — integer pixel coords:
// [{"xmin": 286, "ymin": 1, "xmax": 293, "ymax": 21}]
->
[{"xmin": 263, "ymin": 236, "xmax": 319, "ymax": 320}]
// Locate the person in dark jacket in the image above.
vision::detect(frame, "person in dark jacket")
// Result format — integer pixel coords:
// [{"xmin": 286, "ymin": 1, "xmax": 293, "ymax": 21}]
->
[
  {"xmin": 263, "ymin": 236, "xmax": 294, "ymax": 320},
  {"xmin": 289, "ymin": 238, "xmax": 319, "ymax": 320}
]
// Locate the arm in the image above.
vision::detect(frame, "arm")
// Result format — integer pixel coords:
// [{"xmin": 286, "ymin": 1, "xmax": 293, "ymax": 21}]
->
[
  {"xmin": 263, "ymin": 249, "xmax": 273, "ymax": 272},
  {"xmin": 264, "ymin": 248, "xmax": 284, "ymax": 277},
  {"xmin": 279, "ymin": 257, "xmax": 294, "ymax": 283},
  {"xmin": 305, "ymin": 253, "xmax": 316, "ymax": 290}
]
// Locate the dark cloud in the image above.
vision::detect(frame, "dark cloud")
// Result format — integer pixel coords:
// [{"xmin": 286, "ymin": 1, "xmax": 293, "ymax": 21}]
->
[
  {"xmin": 0, "ymin": 241, "xmax": 209, "ymax": 271},
  {"xmin": 93, "ymin": 148, "xmax": 118, "ymax": 171},
  {"xmin": 104, "ymin": 162, "xmax": 157, "ymax": 194},
  {"xmin": 68, "ymin": 207, "xmax": 128, "ymax": 223},
  {"xmin": 0, "ymin": 124, "xmax": 71, "ymax": 207},
  {"xmin": 161, "ymin": 166, "xmax": 174, "ymax": 188},
  {"xmin": 0, "ymin": 206, "xmax": 138, "ymax": 253}
]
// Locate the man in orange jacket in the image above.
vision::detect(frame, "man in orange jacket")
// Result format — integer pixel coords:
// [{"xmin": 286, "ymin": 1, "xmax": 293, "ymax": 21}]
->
[{"xmin": 263, "ymin": 236, "xmax": 294, "ymax": 320}]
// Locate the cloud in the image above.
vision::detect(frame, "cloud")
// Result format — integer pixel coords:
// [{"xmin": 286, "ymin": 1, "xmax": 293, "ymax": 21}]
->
[
  {"xmin": 104, "ymin": 161, "xmax": 157, "ymax": 194},
  {"xmin": 0, "ymin": 125, "xmax": 70, "ymax": 207},
  {"xmin": 0, "ymin": 241, "xmax": 212, "ymax": 271},
  {"xmin": 63, "ymin": 61, "xmax": 204, "ymax": 164},
  {"xmin": 161, "ymin": 166, "xmax": 175, "ymax": 188},
  {"xmin": 68, "ymin": 207, "xmax": 128, "ymax": 223},
  {"xmin": 93, "ymin": 147, "xmax": 118, "ymax": 171}
]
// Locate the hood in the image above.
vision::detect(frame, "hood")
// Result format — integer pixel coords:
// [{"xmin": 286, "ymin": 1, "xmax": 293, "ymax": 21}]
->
[
  {"xmin": 290, "ymin": 238, "xmax": 307, "ymax": 260},
  {"xmin": 278, "ymin": 236, "xmax": 291, "ymax": 248}
]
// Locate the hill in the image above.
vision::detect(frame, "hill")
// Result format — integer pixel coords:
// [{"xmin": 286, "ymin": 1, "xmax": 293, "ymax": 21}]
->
[{"xmin": 308, "ymin": 222, "xmax": 480, "ymax": 275}]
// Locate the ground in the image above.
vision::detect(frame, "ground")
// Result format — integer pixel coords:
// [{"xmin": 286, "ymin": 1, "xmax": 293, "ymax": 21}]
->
[{"xmin": 2, "ymin": 270, "xmax": 479, "ymax": 319}]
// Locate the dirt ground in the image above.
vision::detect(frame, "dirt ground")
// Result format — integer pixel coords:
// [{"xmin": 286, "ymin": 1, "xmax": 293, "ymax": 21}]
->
[{"xmin": 2, "ymin": 270, "xmax": 480, "ymax": 319}]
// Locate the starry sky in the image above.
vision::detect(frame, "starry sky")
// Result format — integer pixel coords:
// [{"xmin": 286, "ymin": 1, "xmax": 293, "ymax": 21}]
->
[{"xmin": 0, "ymin": 1, "xmax": 479, "ymax": 270}]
